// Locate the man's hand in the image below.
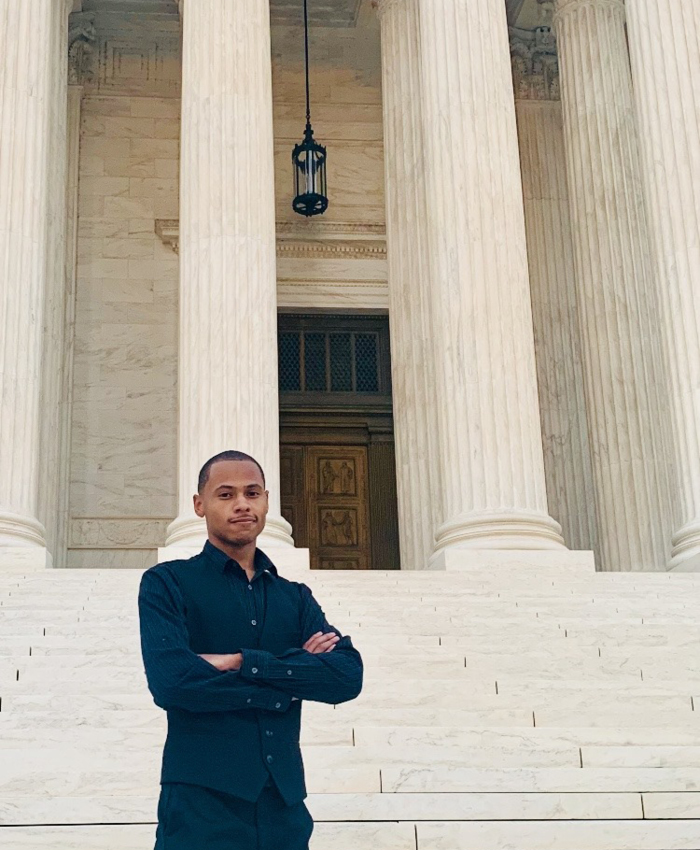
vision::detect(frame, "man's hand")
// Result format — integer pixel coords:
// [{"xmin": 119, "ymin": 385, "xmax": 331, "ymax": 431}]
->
[
  {"xmin": 198, "ymin": 653, "xmax": 242, "ymax": 672},
  {"xmin": 303, "ymin": 631, "xmax": 340, "ymax": 654}
]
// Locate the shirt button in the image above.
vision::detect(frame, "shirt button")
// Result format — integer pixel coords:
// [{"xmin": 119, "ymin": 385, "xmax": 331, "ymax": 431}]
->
[
  {"xmin": 275, "ymin": 702, "xmax": 281, "ymax": 709},
  {"xmin": 266, "ymin": 730, "xmax": 273, "ymax": 737},
  {"xmin": 252, "ymin": 667, "xmax": 258, "ymax": 674},
  {"xmin": 248, "ymin": 585, "xmax": 252, "ymax": 590},
  {"xmin": 266, "ymin": 755, "xmax": 273, "ymax": 764},
  {"xmin": 246, "ymin": 698, "xmax": 252, "ymax": 704},
  {"xmin": 251, "ymin": 619, "xmax": 257, "ymax": 626},
  {"xmin": 287, "ymin": 670, "xmax": 292, "ymax": 675}
]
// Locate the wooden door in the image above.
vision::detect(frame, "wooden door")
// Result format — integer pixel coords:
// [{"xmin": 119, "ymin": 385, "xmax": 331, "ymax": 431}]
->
[{"xmin": 280, "ymin": 445, "xmax": 371, "ymax": 570}]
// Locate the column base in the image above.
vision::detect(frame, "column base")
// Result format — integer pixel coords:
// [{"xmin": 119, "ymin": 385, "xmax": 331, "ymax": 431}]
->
[
  {"xmin": 669, "ymin": 521, "xmax": 700, "ymax": 571},
  {"xmin": 427, "ymin": 548, "xmax": 595, "ymax": 573},
  {"xmin": 433, "ymin": 509, "xmax": 566, "ymax": 555},
  {"xmin": 0, "ymin": 512, "xmax": 51, "ymax": 569},
  {"xmin": 0, "ymin": 547, "xmax": 53, "ymax": 570}
]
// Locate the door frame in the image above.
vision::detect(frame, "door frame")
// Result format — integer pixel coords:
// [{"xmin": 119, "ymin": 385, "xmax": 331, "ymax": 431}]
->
[{"xmin": 279, "ymin": 410, "xmax": 400, "ymax": 570}]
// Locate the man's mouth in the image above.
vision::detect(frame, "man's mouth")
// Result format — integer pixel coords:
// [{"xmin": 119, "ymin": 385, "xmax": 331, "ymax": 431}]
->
[{"xmin": 230, "ymin": 518, "xmax": 256, "ymax": 525}]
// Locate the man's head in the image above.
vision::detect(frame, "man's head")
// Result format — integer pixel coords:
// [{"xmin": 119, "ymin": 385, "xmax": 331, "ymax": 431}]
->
[{"xmin": 194, "ymin": 450, "xmax": 268, "ymax": 549}]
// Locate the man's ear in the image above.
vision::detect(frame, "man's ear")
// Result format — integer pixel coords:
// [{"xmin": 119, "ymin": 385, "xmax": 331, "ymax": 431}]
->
[{"xmin": 193, "ymin": 492, "xmax": 205, "ymax": 518}]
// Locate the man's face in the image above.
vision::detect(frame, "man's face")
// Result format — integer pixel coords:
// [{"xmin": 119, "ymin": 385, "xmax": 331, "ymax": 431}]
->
[{"xmin": 193, "ymin": 460, "xmax": 269, "ymax": 548}]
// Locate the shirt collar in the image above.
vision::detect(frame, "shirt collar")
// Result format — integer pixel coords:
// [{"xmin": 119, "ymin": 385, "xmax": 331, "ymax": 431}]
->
[{"xmin": 202, "ymin": 539, "xmax": 278, "ymax": 578}]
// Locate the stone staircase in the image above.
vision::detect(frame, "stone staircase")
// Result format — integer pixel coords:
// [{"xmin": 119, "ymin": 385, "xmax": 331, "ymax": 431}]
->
[{"xmin": 2, "ymin": 558, "xmax": 700, "ymax": 848}]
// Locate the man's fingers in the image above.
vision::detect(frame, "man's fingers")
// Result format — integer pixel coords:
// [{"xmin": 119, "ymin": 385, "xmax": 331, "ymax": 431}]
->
[
  {"xmin": 303, "ymin": 632, "xmax": 340, "ymax": 653},
  {"xmin": 305, "ymin": 633, "xmax": 340, "ymax": 654}
]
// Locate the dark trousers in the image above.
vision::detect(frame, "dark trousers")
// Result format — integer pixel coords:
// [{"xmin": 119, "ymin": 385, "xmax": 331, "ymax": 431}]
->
[{"xmin": 154, "ymin": 777, "xmax": 314, "ymax": 850}]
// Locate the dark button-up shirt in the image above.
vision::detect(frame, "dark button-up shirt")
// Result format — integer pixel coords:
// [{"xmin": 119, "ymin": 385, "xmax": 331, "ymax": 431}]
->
[{"xmin": 138, "ymin": 540, "xmax": 363, "ymax": 804}]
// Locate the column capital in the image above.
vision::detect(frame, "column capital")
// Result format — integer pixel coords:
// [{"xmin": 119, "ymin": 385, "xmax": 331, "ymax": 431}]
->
[
  {"xmin": 510, "ymin": 26, "xmax": 560, "ymax": 100},
  {"xmin": 554, "ymin": 0, "xmax": 624, "ymax": 22},
  {"xmin": 68, "ymin": 12, "xmax": 96, "ymax": 85}
]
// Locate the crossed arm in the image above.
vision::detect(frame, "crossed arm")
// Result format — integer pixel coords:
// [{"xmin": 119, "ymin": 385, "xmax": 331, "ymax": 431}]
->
[
  {"xmin": 138, "ymin": 569, "xmax": 363, "ymax": 714},
  {"xmin": 200, "ymin": 583, "xmax": 363, "ymax": 706}
]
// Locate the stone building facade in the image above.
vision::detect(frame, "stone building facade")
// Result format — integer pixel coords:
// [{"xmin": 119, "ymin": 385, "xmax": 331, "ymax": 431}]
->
[{"xmin": 0, "ymin": 0, "xmax": 698, "ymax": 574}]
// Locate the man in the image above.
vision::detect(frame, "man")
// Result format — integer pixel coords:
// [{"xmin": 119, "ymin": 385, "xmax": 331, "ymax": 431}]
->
[{"xmin": 138, "ymin": 450, "xmax": 364, "ymax": 849}]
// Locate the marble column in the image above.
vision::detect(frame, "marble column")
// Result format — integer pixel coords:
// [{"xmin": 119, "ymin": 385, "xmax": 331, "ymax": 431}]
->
[
  {"xmin": 417, "ymin": 0, "xmax": 566, "ymax": 560},
  {"xmin": 626, "ymin": 1, "xmax": 700, "ymax": 571},
  {"xmin": 516, "ymin": 98, "xmax": 598, "ymax": 555},
  {"xmin": 162, "ymin": 0, "xmax": 294, "ymax": 556},
  {"xmin": 375, "ymin": 0, "xmax": 439, "ymax": 570},
  {"xmin": 0, "ymin": 0, "xmax": 72, "ymax": 569},
  {"xmin": 53, "ymin": 84, "xmax": 85, "ymax": 569},
  {"xmin": 554, "ymin": 0, "xmax": 674, "ymax": 571}
]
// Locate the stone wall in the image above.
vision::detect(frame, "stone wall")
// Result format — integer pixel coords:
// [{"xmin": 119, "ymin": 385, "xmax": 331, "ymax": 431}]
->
[{"xmin": 67, "ymin": 94, "xmax": 180, "ymax": 568}]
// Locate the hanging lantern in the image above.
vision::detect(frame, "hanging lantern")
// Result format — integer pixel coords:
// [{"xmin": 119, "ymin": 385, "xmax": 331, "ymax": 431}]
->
[{"xmin": 292, "ymin": 0, "xmax": 328, "ymax": 217}]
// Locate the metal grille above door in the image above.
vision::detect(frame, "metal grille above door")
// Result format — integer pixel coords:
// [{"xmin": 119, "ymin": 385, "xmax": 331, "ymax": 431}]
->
[
  {"xmin": 277, "ymin": 314, "xmax": 391, "ymax": 403},
  {"xmin": 278, "ymin": 313, "xmax": 399, "ymax": 570}
]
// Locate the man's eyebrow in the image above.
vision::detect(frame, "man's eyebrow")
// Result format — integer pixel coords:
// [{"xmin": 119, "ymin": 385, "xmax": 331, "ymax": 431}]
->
[{"xmin": 214, "ymin": 483, "xmax": 262, "ymax": 492}]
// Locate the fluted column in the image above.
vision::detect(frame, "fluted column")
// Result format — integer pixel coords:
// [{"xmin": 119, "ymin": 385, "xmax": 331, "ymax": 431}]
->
[
  {"xmin": 554, "ymin": 0, "xmax": 674, "ymax": 571},
  {"xmin": 163, "ymin": 0, "xmax": 293, "ymax": 554},
  {"xmin": 53, "ymin": 85, "xmax": 84, "ymax": 568},
  {"xmin": 0, "ymin": 0, "xmax": 71, "ymax": 569},
  {"xmin": 417, "ymin": 0, "xmax": 566, "ymax": 558},
  {"xmin": 375, "ymin": 0, "xmax": 439, "ymax": 569},
  {"xmin": 626, "ymin": 1, "xmax": 700, "ymax": 571},
  {"xmin": 516, "ymin": 99, "xmax": 598, "ymax": 554}
]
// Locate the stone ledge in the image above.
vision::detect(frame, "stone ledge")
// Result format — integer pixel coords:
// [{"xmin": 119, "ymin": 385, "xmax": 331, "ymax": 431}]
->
[{"xmin": 428, "ymin": 549, "xmax": 595, "ymax": 572}]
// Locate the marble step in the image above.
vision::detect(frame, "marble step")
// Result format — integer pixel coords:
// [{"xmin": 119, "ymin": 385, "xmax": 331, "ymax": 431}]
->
[
  {"xmin": 0, "ymin": 766, "xmax": 378, "ymax": 796},
  {"xmin": 6, "ymin": 720, "xmax": 700, "ymax": 750},
  {"xmin": 0, "ymin": 790, "xmax": 646, "ymax": 825},
  {"xmin": 2, "ymin": 688, "xmax": 689, "ymax": 714},
  {"xmin": 0, "ymin": 646, "xmax": 610, "ymax": 668},
  {"xmin": 582, "ymin": 746, "xmax": 700, "ymax": 768},
  {"xmin": 3, "ymin": 819, "xmax": 700, "ymax": 850},
  {"xmin": 5, "ymin": 765, "xmax": 700, "ymax": 796},
  {"xmin": 0, "ymin": 742, "xmax": 584, "ymax": 769},
  {"xmin": 13, "ymin": 741, "xmax": 699, "ymax": 771},
  {"xmin": 414, "ymin": 820, "xmax": 700, "ymax": 849},
  {"xmin": 0, "ymin": 822, "xmax": 416, "ymax": 850},
  {"xmin": 381, "ymin": 765, "xmax": 700, "ymax": 792}
]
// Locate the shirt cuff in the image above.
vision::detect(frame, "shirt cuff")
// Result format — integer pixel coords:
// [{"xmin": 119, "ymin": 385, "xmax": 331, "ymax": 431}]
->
[{"xmin": 239, "ymin": 648, "xmax": 269, "ymax": 680}]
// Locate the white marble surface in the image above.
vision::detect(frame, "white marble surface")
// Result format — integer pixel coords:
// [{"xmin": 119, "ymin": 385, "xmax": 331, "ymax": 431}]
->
[
  {"xmin": 418, "ymin": 0, "xmax": 565, "ymax": 555},
  {"xmin": 163, "ymin": 0, "xmax": 293, "ymax": 553},
  {"xmin": 415, "ymin": 819, "xmax": 700, "ymax": 849},
  {"xmin": 626, "ymin": 0, "xmax": 700, "ymax": 572},
  {"xmin": 516, "ymin": 100, "xmax": 597, "ymax": 555},
  {"xmin": 3, "ymin": 566, "xmax": 700, "ymax": 840},
  {"xmin": 553, "ymin": 0, "xmax": 675, "ymax": 572},
  {"xmin": 68, "ymin": 92, "xmax": 180, "ymax": 568},
  {"xmin": 0, "ymin": 1, "xmax": 71, "ymax": 567},
  {"xmin": 0, "ymin": 791, "xmax": 643, "ymax": 825},
  {"xmin": 0, "ymin": 823, "xmax": 416, "ymax": 850},
  {"xmin": 375, "ymin": 0, "xmax": 440, "ymax": 570},
  {"xmin": 382, "ymin": 766, "xmax": 700, "ymax": 793}
]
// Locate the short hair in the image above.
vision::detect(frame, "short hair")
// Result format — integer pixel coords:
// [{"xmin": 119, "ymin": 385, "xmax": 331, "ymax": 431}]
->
[{"xmin": 197, "ymin": 451, "xmax": 266, "ymax": 493}]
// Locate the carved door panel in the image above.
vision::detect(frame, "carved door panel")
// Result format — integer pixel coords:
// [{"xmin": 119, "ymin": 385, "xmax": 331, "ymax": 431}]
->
[
  {"xmin": 307, "ymin": 446, "xmax": 370, "ymax": 570},
  {"xmin": 280, "ymin": 444, "xmax": 371, "ymax": 570},
  {"xmin": 280, "ymin": 446, "xmax": 307, "ymax": 549}
]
